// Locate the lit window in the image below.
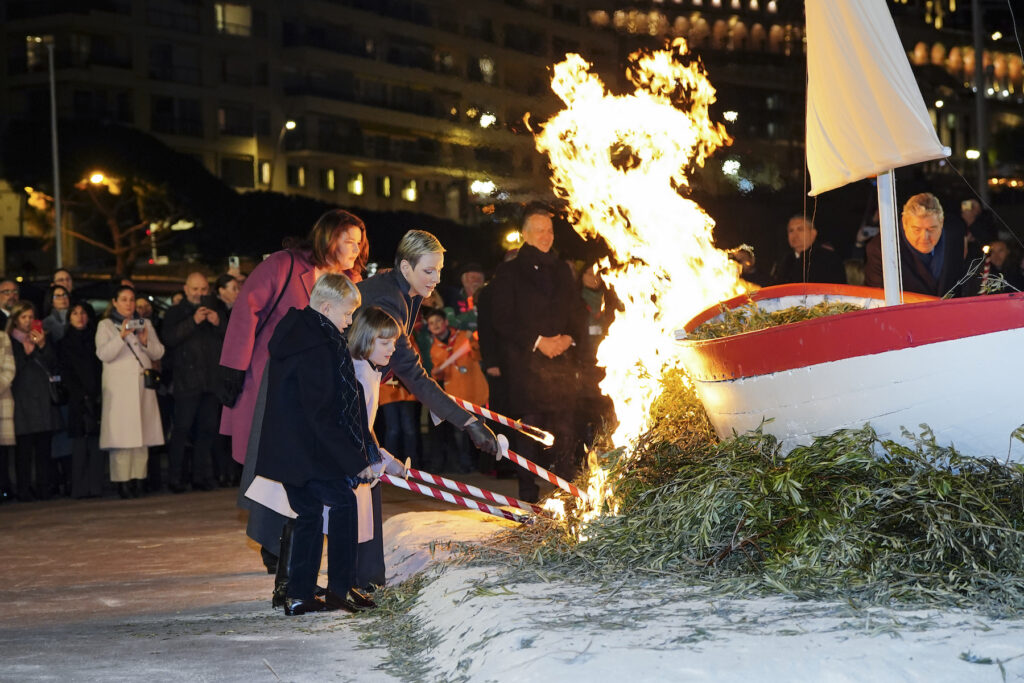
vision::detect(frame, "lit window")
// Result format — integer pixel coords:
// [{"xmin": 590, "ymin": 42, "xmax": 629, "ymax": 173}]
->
[
  {"xmin": 478, "ymin": 57, "xmax": 495, "ymax": 84},
  {"xmin": 286, "ymin": 164, "xmax": 306, "ymax": 187},
  {"xmin": 322, "ymin": 168, "xmax": 336, "ymax": 191},
  {"xmin": 215, "ymin": 3, "xmax": 252, "ymax": 36},
  {"xmin": 347, "ymin": 172, "xmax": 364, "ymax": 195},
  {"xmin": 401, "ymin": 180, "xmax": 418, "ymax": 202},
  {"xmin": 259, "ymin": 160, "xmax": 271, "ymax": 185},
  {"xmin": 378, "ymin": 175, "xmax": 391, "ymax": 198}
]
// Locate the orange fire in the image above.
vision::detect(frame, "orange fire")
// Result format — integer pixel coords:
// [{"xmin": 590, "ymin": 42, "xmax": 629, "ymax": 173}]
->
[{"xmin": 534, "ymin": 40, "xmax": 745, "ymax": 520}]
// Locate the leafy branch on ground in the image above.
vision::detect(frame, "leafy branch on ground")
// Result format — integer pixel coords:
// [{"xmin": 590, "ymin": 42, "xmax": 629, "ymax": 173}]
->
[{"xmin": 490, "ymin": 367, "xmax": 1024, "ymax": 617}]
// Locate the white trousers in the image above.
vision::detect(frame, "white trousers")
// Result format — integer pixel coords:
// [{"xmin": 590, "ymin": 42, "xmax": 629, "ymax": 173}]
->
[{"xmin": 109, "ymin": 446, "xmax": 148, "ymax": 482}]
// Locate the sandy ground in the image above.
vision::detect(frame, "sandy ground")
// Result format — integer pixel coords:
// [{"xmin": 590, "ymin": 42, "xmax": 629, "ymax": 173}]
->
[
  {"xmin": 7, "ymin": 480, "xmax": 1024, "ymax": 682},
  {"xmin": 0, "ymin": 478, "xmax": 515, "ymax": 682}
]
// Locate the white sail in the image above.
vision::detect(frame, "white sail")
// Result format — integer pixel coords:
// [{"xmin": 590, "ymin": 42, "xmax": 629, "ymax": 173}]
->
[{"xmin": 805, "ymin": 0, "xmax": 948, "ymax": 196}]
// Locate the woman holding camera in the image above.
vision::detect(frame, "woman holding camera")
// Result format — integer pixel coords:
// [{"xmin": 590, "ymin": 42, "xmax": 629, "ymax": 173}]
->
[
  {"xmin": 8, "ymin": 300, "xmax": 61, "ymax": 501},
  {"xmin": 96, "ymin": 286, "xmax": 165, "ymax": 498}
]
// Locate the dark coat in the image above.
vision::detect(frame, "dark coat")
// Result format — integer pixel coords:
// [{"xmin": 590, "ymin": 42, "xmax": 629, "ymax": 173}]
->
[
  {"xmin": 487, "ymin": 244, "xmax": 588, "ymax": 414},
  {"xmin": 10, "ymin": 336, "xmax": 61, "ymax": 435},
  {"xmin": 476, "ymin": 280, "xmax": 499, "ymax": 371},
  {"xmin": 356, "ymin": 269, "xmax": 470, "ymax": 425},
  {"xmin": 770, "ymin": 242, "xmax": 847, "ymax": 285},
  {"xmin": 162, "ymin": 298, "xmax": 226, "ymax": 396},
  {"xmin": 254, "ymin": 306, "xmax": 372, "ymax": 487},
  {"xmin": 59, "ymin": 326, "xmax": 102, "ymax": 437},
  {"xmin": 865, "ymin": 222, "xmax": 967, "ymax": 297}
]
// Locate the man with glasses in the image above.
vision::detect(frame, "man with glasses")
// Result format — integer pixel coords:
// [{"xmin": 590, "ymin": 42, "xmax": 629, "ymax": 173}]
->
[
  {"xmin": 0, "ymin": 280, "xmax": 19, "ymax": 328},
  {"xmin": 52, "ymin": 269, "xmax": 73, "ymax": 293}
]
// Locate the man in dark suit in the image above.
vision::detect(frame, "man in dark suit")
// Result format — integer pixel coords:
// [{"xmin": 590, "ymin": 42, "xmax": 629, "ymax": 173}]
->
[
  {"xmin": 865, "ymin": 192, "xmax": 967, "ymax": 298},
  {"xmin": 486, "ymin": 204, "xmax": 588, "ymax": 502},
  {"xmin": 770, "ymin": 216, "xmax": 846, "ymax": 285},
  {"xmin": 0, "ymin": 280, "xmax": 18, "ymax": 329}
]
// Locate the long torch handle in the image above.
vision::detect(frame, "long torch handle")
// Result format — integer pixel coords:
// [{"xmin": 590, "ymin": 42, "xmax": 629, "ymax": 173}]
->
[
  {"xmin": 450, "ymin": 396, "xmax": 555, "ymax": 446},
  {"xmin": 407, "ymin": 468, "xmax": 546, "ymax": 516},
  {"xmin": 380, "ymin": 474, "xmax": 531, "ymax": 524},
  {"xmin": 505, "ymin": 449, "xmax": 587, "ymax": 502}
]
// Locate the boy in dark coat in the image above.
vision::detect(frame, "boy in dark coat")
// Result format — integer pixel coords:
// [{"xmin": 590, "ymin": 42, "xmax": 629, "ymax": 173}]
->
[{"xmin": 254, "ymin": 273, "xmax": 377, "ymax": 616}]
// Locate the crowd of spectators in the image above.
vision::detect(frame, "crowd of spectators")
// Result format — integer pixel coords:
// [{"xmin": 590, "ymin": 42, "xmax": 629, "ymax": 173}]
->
[{"xmin": 0, "ymin": 268, "xmax": 242, "ymax": 503}]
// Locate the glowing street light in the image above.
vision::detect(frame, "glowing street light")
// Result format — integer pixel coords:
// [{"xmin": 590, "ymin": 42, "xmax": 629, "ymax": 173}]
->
[
  {"xmin": 966, "ymin": 149, "xmax": 981, "ymax": 160},
  {"xmin": 934, "ymin": 99, "xmax": 944, "ymax": 108},
  {"xmin": 89, "ymin": 172, "xmax": 105, "ymax": 184}
]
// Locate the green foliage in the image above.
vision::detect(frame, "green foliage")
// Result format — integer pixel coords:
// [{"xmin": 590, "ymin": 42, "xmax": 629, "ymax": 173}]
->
[
  {"xmin": 690, "ymin": 299, "xmax": 862, "ymax": 340},
  {"xmin": 521, "ymin": 369, "xmax": 1024, "ymax": 616}
]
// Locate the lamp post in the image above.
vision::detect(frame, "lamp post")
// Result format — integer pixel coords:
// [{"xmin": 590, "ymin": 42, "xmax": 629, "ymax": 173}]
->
[
  {"xmin": 268, "ymin": 119, "xmax": 296, "ymax": 190},
  {"xmin": 971, "ymin": 0, "xmax": 990, "ymax": 204},
  {"xmin": 47, "ymin": 41, "xmax": 62, "ymax": 267}
]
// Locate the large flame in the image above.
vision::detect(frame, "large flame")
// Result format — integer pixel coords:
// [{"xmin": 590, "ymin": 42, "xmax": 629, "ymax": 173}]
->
[{"xmin": 534, "ymin": 40, "xmax": 745, "ymax": 519}]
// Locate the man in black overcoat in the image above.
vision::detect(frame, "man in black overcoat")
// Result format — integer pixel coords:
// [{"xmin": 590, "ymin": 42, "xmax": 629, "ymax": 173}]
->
[
  {"xmin": 770, "ymin": 216, "xmax": 846, "ymax": 285},
  {"xmin": 865, "ymin": 192, "xmax": 968, "ymax": 298},
  {"xmin": 161, "ymin": 272, "xmax": 226, "ymax": 492},
  {"xmin": 486, "ymin": 204, "xmax": 588, "ymax": 502}
]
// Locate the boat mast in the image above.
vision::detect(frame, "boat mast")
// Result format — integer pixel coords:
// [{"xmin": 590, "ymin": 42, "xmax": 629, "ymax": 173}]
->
[{"xmin": 877, "ymin": 170, "xmax": 903, "ymax": 306}]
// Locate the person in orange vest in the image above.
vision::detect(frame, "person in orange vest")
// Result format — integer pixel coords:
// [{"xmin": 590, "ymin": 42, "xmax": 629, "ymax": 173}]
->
[
  {"xmin": 426, "ymin": 309, "xmax": 488, "ymax": 473},
  {"xmin": 377, "ymin": 337, "xmax": 422, "ymax": 470}
]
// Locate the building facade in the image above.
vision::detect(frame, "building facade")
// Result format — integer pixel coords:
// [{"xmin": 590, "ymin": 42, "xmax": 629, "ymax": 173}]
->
[{"xmin": 1, "ymin": 0, "xmax": 615, "ymax": 233}]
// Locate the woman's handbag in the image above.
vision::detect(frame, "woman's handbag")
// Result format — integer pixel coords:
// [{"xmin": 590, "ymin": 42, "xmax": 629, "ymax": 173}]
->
[
  {"xmin": 34, "ymin": 357, "xmax": 68, "ymax": 405},
  {"xmin": 143, "ymin": 367, "xmax": 161, "ymax": 390},
  {"xmin": 47, "ymin": 375, "xmax": 69, "ymax": 405},
  {"xmin": 124, "ymin": 331, "xmax": 159, "ymax": 391}
]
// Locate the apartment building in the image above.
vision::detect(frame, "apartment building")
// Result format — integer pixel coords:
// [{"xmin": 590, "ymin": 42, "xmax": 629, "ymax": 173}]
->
[{"xmin": 1, "ymin": 0, "xmax": 615, "ymax": 228}]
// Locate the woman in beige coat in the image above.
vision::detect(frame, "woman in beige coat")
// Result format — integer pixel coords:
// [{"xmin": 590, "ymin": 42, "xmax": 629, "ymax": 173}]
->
[
  {"xmin": 0, "ymin": 331, "xmax": 15, "ymax": 502},
  {"xmin": 96, "ymin": 285, "xmax": 165, "ymax": 498}
]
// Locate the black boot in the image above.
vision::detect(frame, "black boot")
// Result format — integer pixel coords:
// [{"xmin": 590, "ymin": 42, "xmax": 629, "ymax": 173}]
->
[
  {"xmin": 271, "ymin": 520, "xmax": 295, "ymax": 609},
  {"xmin": 131, "ymin": 479, "xmax": 144, "ymax": 498},
  {"xmin": 117, "ymin": 482, "xmax": 131, "ymax": 499}
]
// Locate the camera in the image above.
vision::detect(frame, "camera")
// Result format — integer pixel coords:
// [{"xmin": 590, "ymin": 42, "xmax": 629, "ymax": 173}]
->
[
  {"xmin": 228, "ymin": 255, "xmax": 240, "ymax": 270},
  {"xmin": 126, "ymin": 318, "xmax": 145, "ymax": 330}
]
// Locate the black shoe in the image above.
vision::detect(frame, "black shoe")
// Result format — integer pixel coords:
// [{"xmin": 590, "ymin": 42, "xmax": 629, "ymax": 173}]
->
[
  {"xmin": 192, "ymin": 480, "xmax": 216, "ymax": 492},
  {"xmin": 130, "ymin": 480, "xmax": 144, "ymax": 498},
  {"xmin": 117, "ymin": 483, "xmax": 131, "ymax": 499},
  {"xmin": 323, "ymin": 587, "xmax": 373, "ymax": 612},
  {"xmin": 168, "ymin": 483, "xmax": 187, "ymax": 494},
  {"xmin": 347, "ymin": 587, "xmax": 377, "ymax": 609},
  {"xmin": 270, "ymin": 521, "xmax": 294, "ymax": 608},
  {"xmin": 284, "ymin": 596, "xmax": 327, "ymax": 616}
]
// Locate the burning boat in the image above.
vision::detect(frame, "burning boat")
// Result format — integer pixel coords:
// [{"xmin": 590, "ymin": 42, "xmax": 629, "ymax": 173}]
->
[{"xmin": 676, "ymin": 284, "xmax": 1024, "ymax": 461}]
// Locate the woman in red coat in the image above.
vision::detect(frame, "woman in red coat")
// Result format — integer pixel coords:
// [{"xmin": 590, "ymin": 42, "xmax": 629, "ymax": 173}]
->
[{"xmin": 218, "ymin": 209, "xmax": 368, "ymax": 465}]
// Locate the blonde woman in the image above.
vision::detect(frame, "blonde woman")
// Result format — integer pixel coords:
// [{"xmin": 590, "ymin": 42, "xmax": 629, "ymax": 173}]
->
[{"xmin": 96, "ymin": 285, "xmax": 165, "ymax": 499}]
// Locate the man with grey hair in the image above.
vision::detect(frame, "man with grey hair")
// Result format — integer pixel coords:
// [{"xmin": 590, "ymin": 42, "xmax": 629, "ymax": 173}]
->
[
  {"xmin": 865, "ymin": 192, "xmax": 967, "ymax": 297},
  {"xmin": 162, "ymin": 272, "xmax": 226, "ymax": 492}
]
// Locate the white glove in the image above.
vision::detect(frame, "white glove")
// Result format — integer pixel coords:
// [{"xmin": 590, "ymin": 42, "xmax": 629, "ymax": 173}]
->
[
  {"xmin": 496, "ymin": 434, "xmax": 510, "ymax": 461},
  {"xmin": 374, "ymin": 449, "xmax": 411, "ymax": 479}
]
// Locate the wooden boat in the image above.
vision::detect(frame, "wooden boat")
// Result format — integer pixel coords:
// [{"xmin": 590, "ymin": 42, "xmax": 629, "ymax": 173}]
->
[{"xmin": 676, "ymin": 284, "xmax": 1024, "ymax": 461}]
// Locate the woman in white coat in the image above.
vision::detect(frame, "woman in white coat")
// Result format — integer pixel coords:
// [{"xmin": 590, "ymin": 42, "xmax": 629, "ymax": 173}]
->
[{"xmin": 96, "ymin": 285, "xmax": 165, "ymax": 498}]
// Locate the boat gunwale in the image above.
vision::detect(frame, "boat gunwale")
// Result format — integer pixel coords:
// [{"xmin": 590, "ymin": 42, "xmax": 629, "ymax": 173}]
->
[{"xmin": 678, "ymin": 285, "xmax": 1024, "ymax": 382}]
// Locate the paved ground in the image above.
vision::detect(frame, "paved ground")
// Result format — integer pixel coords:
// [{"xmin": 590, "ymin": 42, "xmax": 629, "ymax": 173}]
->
[{"xmin": 0, "ymin": 475, "xmax": 522, "ymax": 681}]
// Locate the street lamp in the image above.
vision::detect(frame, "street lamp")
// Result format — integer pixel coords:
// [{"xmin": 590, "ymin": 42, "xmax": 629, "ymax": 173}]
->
[{"xmin": 268, "ymin": 119, "xmax": 297, "ymax": 189}]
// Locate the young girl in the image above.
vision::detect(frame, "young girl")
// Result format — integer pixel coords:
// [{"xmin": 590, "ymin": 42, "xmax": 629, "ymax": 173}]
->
[{"xmin": 347, "ymin": 307, "xmax": 409, "ymax": 591}]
